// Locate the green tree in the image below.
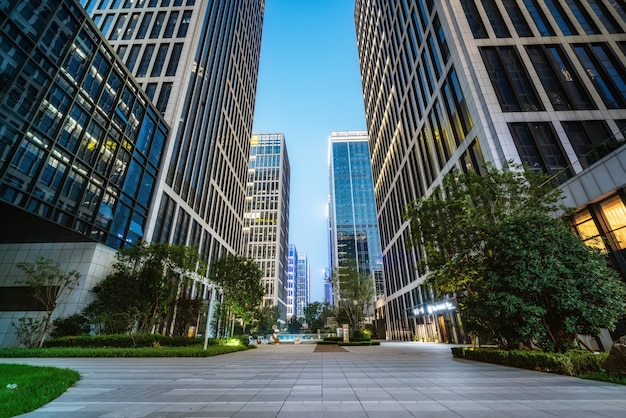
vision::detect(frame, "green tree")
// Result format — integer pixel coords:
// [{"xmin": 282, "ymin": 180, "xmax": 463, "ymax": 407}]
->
[
  {"xmin": 406, "ymin": 162, "xmax": 626, "ymax": 352},
  {"xmin": 252, "ymin": 305, "xmax": 281, "ymax": 336},
  {"xmin": 405, "ymin": 162, "xmax": 564, "ymax": 297},
  {"xmin": 14, "ymin": 257, "xmax": 80, "ymax": 347},
  {"xmin": 331, "ymin": 265, "xmax": 375, "ymax": 332},
  {"xmin": 287, "ymin": 317, "xmax": 303, "ymax": 334},
  {"xmin": 303, "ymin": 301, "xmax": 332, "ymax": 332},
  {"xmin": 84, "ymin": 242, "xmax": 204, "ymax": 335},
  {"xmin": 472, "ymin": 212, "xmax": 626, "ymax": 352},
  {"xmin": 208, "ymin": 255, "xmax": 264, "ymax": 334}
]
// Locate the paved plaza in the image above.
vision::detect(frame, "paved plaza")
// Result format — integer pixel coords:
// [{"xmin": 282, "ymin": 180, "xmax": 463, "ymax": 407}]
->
[{"xmin": 3, "ymin": 342, "xmax": 626, "ymax": 417}]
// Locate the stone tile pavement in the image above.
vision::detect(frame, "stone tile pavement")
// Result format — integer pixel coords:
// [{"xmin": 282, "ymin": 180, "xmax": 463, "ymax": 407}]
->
[{"xmin": 2, "ymin": 342, "xmax": 626, "ymax": 417}]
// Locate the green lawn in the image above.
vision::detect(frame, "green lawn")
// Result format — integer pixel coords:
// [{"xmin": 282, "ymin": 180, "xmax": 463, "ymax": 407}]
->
[
  {"xmin": 0, "ymin": 344, "xmax": 251, "ymax": 416},
  {"xmin": 0, "ymin": 364, "xmax": 80, "ymax": 418}
]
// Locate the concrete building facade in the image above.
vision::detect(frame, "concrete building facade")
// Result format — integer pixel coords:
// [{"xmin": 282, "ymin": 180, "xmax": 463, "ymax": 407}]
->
[
  {"xmin": 242, "ymin": 133, "xmax": 290, "ymax": 320},
  {"xmin": 355, "ymin": 0, "xmax": 626, "ymax": 344},
  {"xmin": 80, "ymin": 0, "xmax": 265, "ymax": 261}
]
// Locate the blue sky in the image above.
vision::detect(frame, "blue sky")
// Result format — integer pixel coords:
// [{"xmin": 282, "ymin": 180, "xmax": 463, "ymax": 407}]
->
[{"xmin": 252, "ymin": 0, "xmax": 366, "ymax": 302}]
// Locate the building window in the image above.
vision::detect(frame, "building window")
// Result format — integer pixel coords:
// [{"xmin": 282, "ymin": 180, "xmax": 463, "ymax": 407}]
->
[
  {"xmin": 100, "ymin": 14, "xmax": 114, "ymax": 36},
  {"xmin": 482, "ymin": 0, "xmax": 511, "ymax": 38},
  {"xmin": 123, "ymin": 13, "xmax": 139, "ymax": 40},
  {"xmin": 480, "ymin": 46, "xmax": 544, "ymax": 112},
  {"xmin": 521, "ymin": 0, "xmax": 555, "ymax": 36},
  {"xmin": 509, "ymin": 122, "xmax": 572, "ymax": 180},
  {"xmin": 156, "ymin": 82, "xmax": 172, "ymax": 114},
  {"xmin": 573, "ymin": 43, "xmax": 626, "ymax": 109},
  {"xmin": 460, "ymin": 0, "xmax": 488, "ymax": 38},
  {"xmin": 600, "ymin": 195, "xmax": 626, "ymax": 250},
  {"xmin": 177, "ymin": 10, "xmax": 192, "ymax": 37},
  {"xmin": 163, "ymin": 11, "xmax": 179, "ymax": 38},
  {"xmin": 543, "ymin": 0, "xmax": 577, "ymax": 35},
  {"xmin": 502, "ymin": 0, "xmax": 533, "ymax": 37},
  {"xmin": 572, "ymin": 209, "xmax": 606, "ymax": 251},
  {"xmin": 150, "ymin": 44, "xmax": 169, "ymax": 77},
  {"xmin": 525, "ymin": 45, "xmax": 595, "ymax": 110},
  {"xmin": 561, "ymin": 120, "xmax": 613, "ymax": 168},
  {"xmin": 564, "ymin": 0, "xmax": 600, "ymax": 35},
  {"xmin": 125, "ymin": 44, "xmax": 141, "ymax": 72},
  {"xmin": 136, "ymin": 12, "xmax": 152, "ymax": 39},
  {"xmin": 136, "ymin": 44, "xmax": 155, "ymax": 77},
  {"xmin": 110, "ymin": 13, "xmax": 127, "ymax": 40},
  {"xmin": 587, "ymin": 0, "xmax": 624, "ymax": 34},
  {"xmin": 166, "ymin": 43, "xmax": 183, "ymax": 76},
  {"xmin": 149, "ymin": 11, "xmax": 166, "ymax": 39}
]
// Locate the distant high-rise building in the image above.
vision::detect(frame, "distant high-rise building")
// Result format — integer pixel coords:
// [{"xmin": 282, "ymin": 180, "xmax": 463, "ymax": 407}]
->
[
  {"xmin": 0, "ymin": 0, "xmax": 169, "ymax": 346},
  {"xmin": 242, "ymin": 133, "xmax": 290, "ymax": 319},
  {"xmin": 296, "ymin": 252, "xmax": 309, "ymax": 320},
  {"xmin": 355, "ymin": 0, "xmax": 626, "ymax": 343},
  {"xmin": 286, "ymin": 245, "xmax": 298, "ymax": 320},
  {"xmin": 328, "ymin": 131, "xmax": 384, "ymax": 309},
  {"xmin": 80, "ymin": 0, "xmax": 265, "ymax": 261}
]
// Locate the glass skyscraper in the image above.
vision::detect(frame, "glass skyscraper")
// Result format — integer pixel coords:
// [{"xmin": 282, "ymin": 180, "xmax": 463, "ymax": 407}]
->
[
  {"xmin": 296, "ymin": 251, "xmax": 309, "ymax": 320},
  {"xmin": 0, "ymin": 0, "xmax": 169, "ymax": 346},
  {"xmin": 355, "ymin": 0, "xmax": 626, "ymax": 345},
  {"xmin": 328, "ymin": 131, "xmax": 384, "ymax": 304}
]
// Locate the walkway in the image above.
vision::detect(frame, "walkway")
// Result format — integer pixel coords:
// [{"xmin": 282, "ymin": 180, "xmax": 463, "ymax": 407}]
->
[{"xmin": 3, "ymin": 342, "xmax": 626, "ymax": 417}]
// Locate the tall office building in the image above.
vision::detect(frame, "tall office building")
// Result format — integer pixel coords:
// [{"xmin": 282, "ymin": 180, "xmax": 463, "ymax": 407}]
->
[
  {"xmin": 0, "ymin": 0, "xmax": 169, "ymax": 345},
  {"xmin": 355, "ymin": 0, "xmax": 626, "ymax": 343},
  {"xmin": 80, "ymin": 0, "xmax": 265, "ymax": 262},
  {"xmin": 286, "ymin": 244, "xmax": 298, "ymax": 320},
  {"xmin": 296, "ymin": 252, "xmax": 310, "ymax": 320},
  {"xmin": 328, "ymin": 131, "xmax": 384, "ymax": 309},
  {"xmin": 242, "ymin": 133, "xmax": 290, "ymax": 319}
]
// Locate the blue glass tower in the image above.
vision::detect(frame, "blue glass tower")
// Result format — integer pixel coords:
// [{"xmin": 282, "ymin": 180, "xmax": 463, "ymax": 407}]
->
[{"xmin": 328, "ymin": 131, "xmax": 384, "ymax": 298}]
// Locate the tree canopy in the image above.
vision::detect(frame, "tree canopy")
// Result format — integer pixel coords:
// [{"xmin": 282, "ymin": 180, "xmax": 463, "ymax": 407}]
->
[
  {"xmin": 15, "ymin": 257, "xmax": 80, "ymax": 347},
  {"xmin": 406, "ymin": 162, "xmax": 626, "ymax": 351},
  {"xmin": 303, "ymin": 301, "xmax": 333, "ymax": 332},
  {"xmin": 208, "ymin": 255, "xmax": 264, "ymax": 333},
  {"xmin": 84, "ymin": 242, "xmax": 203, "ymax": 335},
  {"xmin": 331, "ymin": 265, "xmax": 375, "ymax": 332}
]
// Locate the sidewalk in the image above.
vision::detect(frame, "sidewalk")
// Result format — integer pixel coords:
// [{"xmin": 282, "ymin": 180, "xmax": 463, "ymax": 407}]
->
[{"xmin": 3, "ymin": 342, "xmax": 626, "ymax": 417}]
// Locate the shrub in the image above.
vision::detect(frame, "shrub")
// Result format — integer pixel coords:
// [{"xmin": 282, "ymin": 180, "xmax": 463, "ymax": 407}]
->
[
  {"xmin": 323, "ymin": 336, "xmax": 343, "ymax": 342},
  {"xmin": 451, "ymin": 347, "xmax": 608, "ymax": 376},
  {"xmin": 350, "ymin": 329, "xmax": 371, "ymax": 342},
  {"xmin": 339, "ymin": 340, "xmax": 380, "ymax": 346},
  {"xmin": 50, "ymin": 314, "xmax": 90, "ymax": 338},
  {"xmin": 43, "ymin": 334, "xmax": 212, "ymax": 348}
]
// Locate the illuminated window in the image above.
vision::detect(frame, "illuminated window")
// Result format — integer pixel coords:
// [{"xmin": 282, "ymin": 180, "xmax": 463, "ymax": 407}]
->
[
  {"xmin": 600, "ymin": 195, "xmax": 626, "ymax": 250},
  {"xmin": 573, "ymin": 209, "xmax": 605, "ymax": 251}
]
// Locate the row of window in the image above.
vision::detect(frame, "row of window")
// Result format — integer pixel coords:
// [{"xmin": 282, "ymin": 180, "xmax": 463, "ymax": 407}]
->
[
  {"xmin": 94, "ymin": 8, "xmax": 192, "ymax": 41},
  {"xmin": 461, "ymin": 0, "xmax": 625, "ymax": 39},
  {"xmin": 163, "ymin": 1, "xmax": 262, "ymax": 233},
  {"xmin": 81, "ymin": 0, "xmax": 196, "ymax": 13},
  {"xmin": 0, "ymin": 2, "xmax": 168, "ymax": 249},
  {"xmin": 482, "ymin": 42, "xmax": 626, "ymax": 112},
  {"xmin": 510, "ymin": 119, "xmax": 626, "ymax": 181}
]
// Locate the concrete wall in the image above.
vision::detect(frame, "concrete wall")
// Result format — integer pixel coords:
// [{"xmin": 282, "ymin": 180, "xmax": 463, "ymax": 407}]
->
[{"xmin": 0, "ymin": 242, "xmax": 116, "ymax": 347}]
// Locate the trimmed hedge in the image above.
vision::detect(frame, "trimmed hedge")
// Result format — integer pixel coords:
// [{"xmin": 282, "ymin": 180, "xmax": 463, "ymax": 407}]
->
[
  {"xmin": 323, "ymin": 336, "xmax": 343, "ymax": 342},
  {"xmin": 451, "ymin": 347, "xmax": 608, "ymax": 377},
  {"xmin": 339, "ymin": 340, "xmax": 381, "ymax": 346},
  {"xmin": 0, "ymin": 345, "xmax": 249, "ymax": 358},
  {"xmin": 43, "ymin": 334, "xmax": 218, "ymax": 348}
]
